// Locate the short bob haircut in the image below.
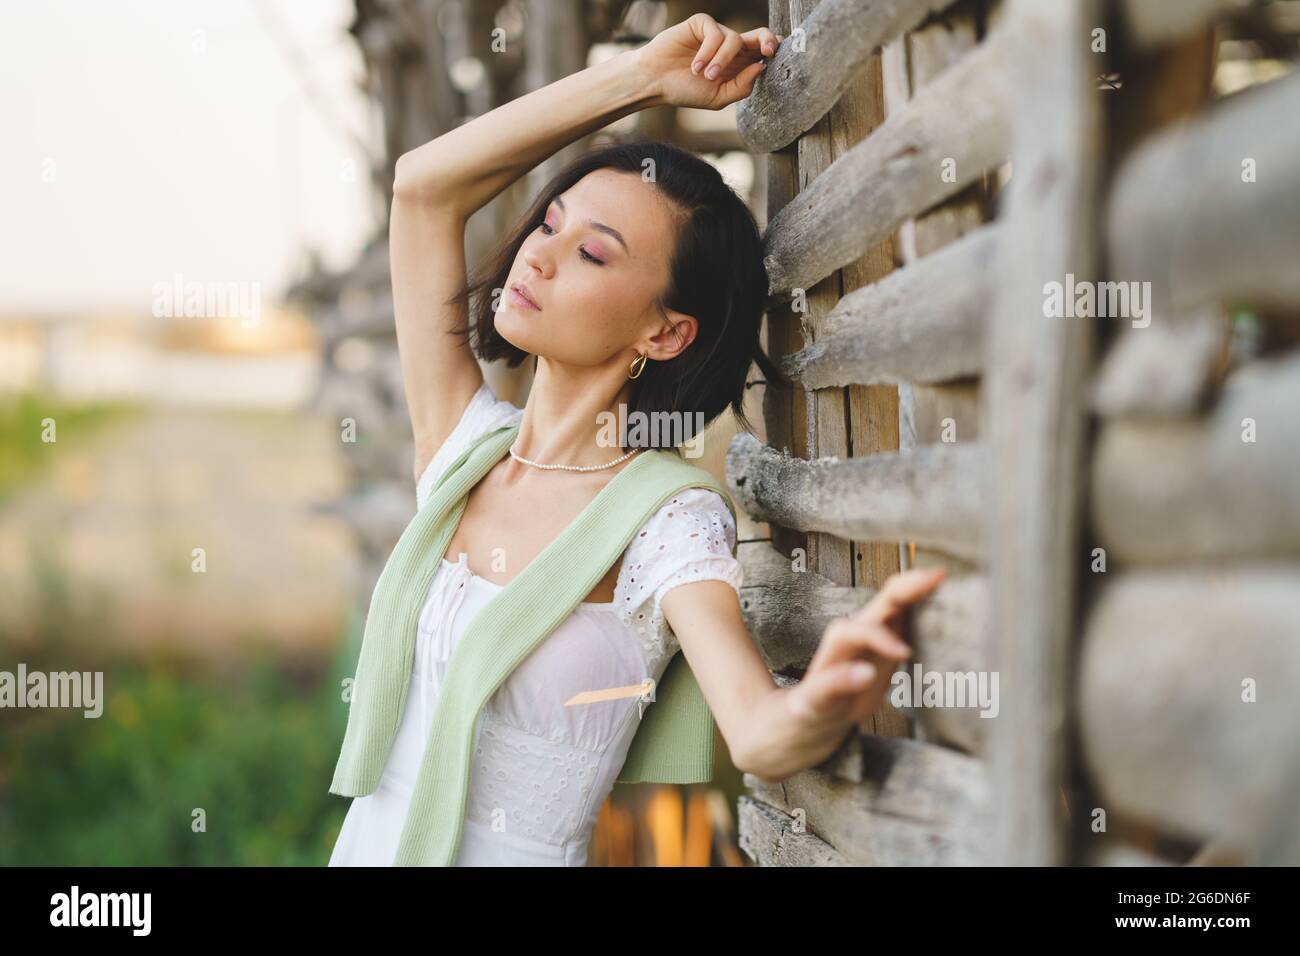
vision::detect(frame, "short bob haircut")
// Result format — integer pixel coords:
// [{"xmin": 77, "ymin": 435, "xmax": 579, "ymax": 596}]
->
[{"xmin": 446, "ymin": 140, "xmax": 791, "ymax": 452}]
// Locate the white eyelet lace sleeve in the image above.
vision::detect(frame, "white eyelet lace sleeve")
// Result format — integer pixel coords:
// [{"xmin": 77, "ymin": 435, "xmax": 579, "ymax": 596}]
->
[
  {"xmin": 616, "ymin": 487, "xmax": 744, "ymax": 662},
  {"xmin": 415, "ymin": 379, "xmax": 523, "ymax": 510}
]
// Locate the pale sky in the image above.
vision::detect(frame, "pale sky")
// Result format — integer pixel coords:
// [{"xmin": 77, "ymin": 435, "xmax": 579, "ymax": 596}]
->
[{"xmin": 0, "ymin": 0, "xmax": 376, "ymax": 314}]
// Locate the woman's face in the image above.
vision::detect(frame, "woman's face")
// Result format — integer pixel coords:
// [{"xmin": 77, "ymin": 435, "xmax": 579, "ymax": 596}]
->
[{"xmin": 495, "ymin": 168, "xmax": 696, "ymax": 370}]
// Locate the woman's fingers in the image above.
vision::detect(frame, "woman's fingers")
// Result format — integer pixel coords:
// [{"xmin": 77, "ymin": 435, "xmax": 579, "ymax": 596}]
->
[
  {"xmin": 722, "ymin": 57, "xmax": 767, "ymax": 99},
  {"xmin": 690, "ymin": 16, "xmax": 726, "ymax": 75},
  {"xmin": 821, "ymin": 616, "xmax": 911, "ymax": 664},
  {"xmin": 700, "ymin": 28, "xmax": 743, "ymax": 79},
  {"xmin": 788, "ymin": 659, "xmax": 885, "ymax": 726},
  {"xmin": 854, "ymin": 567, "xmax": 947, "ymax": 628},
  {"xmin": 740, "ymin": 26, "xmax": 781, "ymax": 57}
]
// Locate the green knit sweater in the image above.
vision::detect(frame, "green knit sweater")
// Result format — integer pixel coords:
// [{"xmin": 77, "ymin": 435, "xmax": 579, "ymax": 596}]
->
[{"xmin": 329, "ymin": 421, "xmax": 738, "ymax": 866}]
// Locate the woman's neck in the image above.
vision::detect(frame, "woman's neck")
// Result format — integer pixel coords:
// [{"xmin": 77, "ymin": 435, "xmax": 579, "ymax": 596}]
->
[{"xmin": 507, "ymin": 362, "xmax": 635, "ymax": 474}]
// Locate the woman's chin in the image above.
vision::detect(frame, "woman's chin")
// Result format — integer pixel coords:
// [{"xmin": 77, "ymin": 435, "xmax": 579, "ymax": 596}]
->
[{"xmin": 495, "ymin": 316, "xmax": 535, "ymax": 354}]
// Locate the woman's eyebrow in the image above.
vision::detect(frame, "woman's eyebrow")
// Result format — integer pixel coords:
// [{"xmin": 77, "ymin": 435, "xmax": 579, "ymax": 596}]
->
[{"xmin": 552, "ymin": 195, "xmax": 628, "ymax": 253}]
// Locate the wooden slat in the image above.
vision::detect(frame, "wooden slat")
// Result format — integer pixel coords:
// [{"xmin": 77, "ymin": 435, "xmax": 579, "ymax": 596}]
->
[
  {"xmin": 781, "ymin": 223, "xmax": 998, "ymax": 387},
  {"xmin": 726, "ymin": 433, "xmax": 984, "ymax": 562},
  {"xmin": 983, "ymin": 0, "xmax": 1104, "ymax": 866},
  {"xmin": 736, "ymin": 0, "xmax": 960, "ymax": 153},
  {"xmin": 1107, "ymin": 68, "xmax": 1300, "ymax": 314},
  {"xmin": 743, "ymin": 733, "xmax": 992, "ymax": 865},
  {"xmin": 1078, "ymin": 566, "xmax": 1300, "ymax": 847},
  {"xmin": 1092, "ymin": 352, "xmax": 1300, "ymax": 564},
  {"xmin": 787, "ymin": 0, "xmax": 899, "ymax": 645},
  {"xmin": 736, "ymin": 796, "xmax": 853, "ymax": 866},
  {"xmin": 761, "ymin": 26, "xmax": 1013, "ymax": 295},
  {"xmin": 758, "ymin": 0, "xmax": 810, "ymax": 566},
  {"xmin": 884, "ymin": 3, "xmax": 991, "ymax": 589}
]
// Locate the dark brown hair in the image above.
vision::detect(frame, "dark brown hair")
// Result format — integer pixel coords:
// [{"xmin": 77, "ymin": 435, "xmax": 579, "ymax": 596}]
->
[{"xmin": 445, "ymin": 140, "xmax": 791, "ymax": 450}]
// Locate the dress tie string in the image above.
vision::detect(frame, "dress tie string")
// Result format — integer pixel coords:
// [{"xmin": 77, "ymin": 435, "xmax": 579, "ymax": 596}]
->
[{"xmin": 417, "ymin": 552, "xmax": 474, "ymax": 732}]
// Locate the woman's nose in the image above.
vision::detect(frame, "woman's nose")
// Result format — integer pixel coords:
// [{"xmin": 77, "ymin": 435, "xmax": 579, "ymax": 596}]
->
[{"xmin": 522, "ymin": 240, "xmax": 554, "ymax": 278}]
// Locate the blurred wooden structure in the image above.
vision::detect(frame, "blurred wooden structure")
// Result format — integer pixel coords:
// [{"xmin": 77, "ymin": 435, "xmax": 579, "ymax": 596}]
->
[{"xmin": 730, "ymin": 0, "xmax": 1300, "ymax": 866}]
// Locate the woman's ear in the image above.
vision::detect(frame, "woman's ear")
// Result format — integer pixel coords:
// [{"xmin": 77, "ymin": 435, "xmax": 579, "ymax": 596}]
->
[{"xmin": 644, "ymin": 307, "xmax": 698, "ymax": 361}]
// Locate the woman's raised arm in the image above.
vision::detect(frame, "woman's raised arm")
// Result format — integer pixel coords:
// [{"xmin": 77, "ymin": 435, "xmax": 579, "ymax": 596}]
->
[{"xmin": 389, "ymin": 13, "xmax": 779, "ymax": 483}]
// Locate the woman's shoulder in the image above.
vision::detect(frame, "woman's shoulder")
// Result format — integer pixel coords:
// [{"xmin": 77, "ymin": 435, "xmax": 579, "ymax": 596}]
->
[
  {"xmin": 619, "ymin": 486, "xmax": 741, "ymax": 603},
  {"xmin": 614, "ymin": 484, "xmax": 743, "ymax": 658},
  {"xmin": 634, "ymin": 486, "xmax": 736, "ymax": 552},
  {"xmin": 415, "ymin": 378, "xmax": 522, "ymax": 509}
]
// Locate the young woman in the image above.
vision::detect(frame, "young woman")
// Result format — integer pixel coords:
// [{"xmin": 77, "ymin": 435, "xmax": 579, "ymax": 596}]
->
[{"xmin": 328, "ymin": 12, "xmax": 947, "ymax": 866}]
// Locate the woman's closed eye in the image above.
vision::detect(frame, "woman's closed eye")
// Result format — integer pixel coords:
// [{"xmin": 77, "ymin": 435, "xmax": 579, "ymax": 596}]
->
[{"xmin": 538, "ymin": 221, "xmax": 606, "ymax": 265}]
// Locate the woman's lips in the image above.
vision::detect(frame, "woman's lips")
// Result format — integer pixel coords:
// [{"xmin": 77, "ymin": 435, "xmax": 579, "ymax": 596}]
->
[{"xmin": 508, "ymin": 284, "xmax": 540, "ymax": 311}]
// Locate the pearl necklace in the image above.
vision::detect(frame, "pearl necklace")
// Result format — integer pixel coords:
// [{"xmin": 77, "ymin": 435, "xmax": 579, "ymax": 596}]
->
[{"xmin": 508, "ymin": 442, "xmax": 640, "ymax": 472}]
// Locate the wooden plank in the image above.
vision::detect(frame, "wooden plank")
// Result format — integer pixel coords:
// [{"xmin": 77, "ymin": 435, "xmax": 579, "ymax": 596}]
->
[
  {"xmin": 1107, "ymin": 68, "xmax": 1300, "ymax": 314},
  {"xmin": 982, "ymin": 0, "xmax": 1104, "ymax": 866},
  {"xmin": 736, "ymin": 0, "xmax": 960, "ymax": 152},
  {"xmin": 742, "ymin": 734, "xmax": 992, "ymax": 865},
  {"xmin": 759, "ymin": 0, "xmax": 809, "ymax": 566},
  {"xmin": 726, "ymin": 434, "xmax": 984, "ymax": 562},
  {"xmin": 761, "ymin": 25, "xmax": 1013, "ymax": 295},
  {"xmin": 1077, "ymin": 566, "xmax": 1300, "ymax": 847},
  {"xmin": 819, "ymin": 8, "xmax": 905, "ymax": 738},
  {"xmin": 1092, "ymin": 351, "xmax": 1300, "ymax": 564},
  {"xmin": 782, "ymin": 223, "xmax": 997, "ymax": 388},
  {"xmin": 736, "ymin": 796, "xmax": 853, "ymax": 866},
  {"xmin": 890, "ymin": 4, "xmax": 991, "ymax": 589},
  {"xmin": 788, "ymin": 0, "xmax": 894, "ymax": 593}
]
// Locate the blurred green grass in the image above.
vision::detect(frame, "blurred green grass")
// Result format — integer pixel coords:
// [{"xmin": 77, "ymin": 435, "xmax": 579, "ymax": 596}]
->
[
  {"xmin": 0, "ymin": 607, "xmax": 361, "ymax": 866},
  {"xmin": 0, "ymin": 390, "xmax": 143, "ymax": 505}
]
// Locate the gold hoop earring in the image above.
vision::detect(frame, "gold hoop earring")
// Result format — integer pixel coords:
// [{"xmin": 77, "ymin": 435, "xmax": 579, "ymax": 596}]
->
[{"xmin": 628, "ymin": 352, "xmax": 648, "ymax": 380}]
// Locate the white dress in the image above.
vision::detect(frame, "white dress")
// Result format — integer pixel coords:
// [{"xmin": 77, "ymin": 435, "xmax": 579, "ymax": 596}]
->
[{"xmin": 329, "ymin": 380, "xmax": 743, "ymax": 866}]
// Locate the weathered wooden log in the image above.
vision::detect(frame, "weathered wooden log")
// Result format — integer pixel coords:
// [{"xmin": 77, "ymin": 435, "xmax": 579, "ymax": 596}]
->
[
  {"xmin": 736, "ymin": 0, "xmax": 960, "ymax": 153},
  {"xmin": 907, "ymin": 570, "xmax": 990, "ymax": 754},
  {"xmin": 761, "ymin": 26, "xmax": 1012, "ymax": 295},
  {"xmin": 736, "ymin": 541, "xmax": 878, "ymax": 670},
  {"xmin": 781, "ymin": 223, "xmax": 998, "ymax": 388},
  {"xmin": 1084, "ymin": 840, "xmax": 1176, "ymax": 867},
  {"xmin": 983, "ymin": 0, "xmax": 1104, "ymax": 866},
  {"xmin": 1092, "ymin": 352, "xmax": 1300, "ymax": 564},
  {"xmin": 1250, "ymin": 748, "xmax": 1300, "ymax": 865},
  {"xmin": 738, "ymin": 541, "xmax": 990, "ymax": 752},
  {"xmin": 736, "ymin": 796, "xmax": 853, "ymax": 866},
  {"xmin": 1119, "ymin": 0, "xmax": 1246, "ymax": 49},
  {"xmin": 1107, "ymin": 68, "xmax": 1300, "ymax": 314},
  {"xmin": 743, "ymin": 733, "xmax": 992, "ymax": 865},
  {"xmin": 1078, "ymin": 566, "xmax": 1300, "ymax": 846},
  {"xmin": 1089, "ymin": 303, "xmax": 1227, "ymax": 418},
  {"xmin": 726, "ymin": 433, "xmax": 984, "ymax": 562}
]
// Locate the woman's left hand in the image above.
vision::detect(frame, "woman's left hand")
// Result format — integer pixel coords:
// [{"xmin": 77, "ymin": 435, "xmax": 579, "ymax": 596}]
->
[
  {"xmin": 786, "ymin": 567, "xmax": 948, "ymax": 733},
  {"xmin": 636, "ymin": 13, "xmax": 781, "ymax": 111}
]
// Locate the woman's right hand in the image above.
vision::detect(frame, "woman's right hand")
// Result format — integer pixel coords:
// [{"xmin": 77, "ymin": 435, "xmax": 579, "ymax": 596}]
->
[{"xmin": 636, "ymin": 13, "xmax": 781, "ymax": 111}]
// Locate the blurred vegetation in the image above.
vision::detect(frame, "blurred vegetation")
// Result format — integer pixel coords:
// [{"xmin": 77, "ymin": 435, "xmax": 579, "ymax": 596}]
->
[
  {"xmin": 0, "ymin": 390, "xmax": 143, "ymax": 506},
  {"xmin": 0, "ymin": 609, "xmax": 360, "ymax": 866}
]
